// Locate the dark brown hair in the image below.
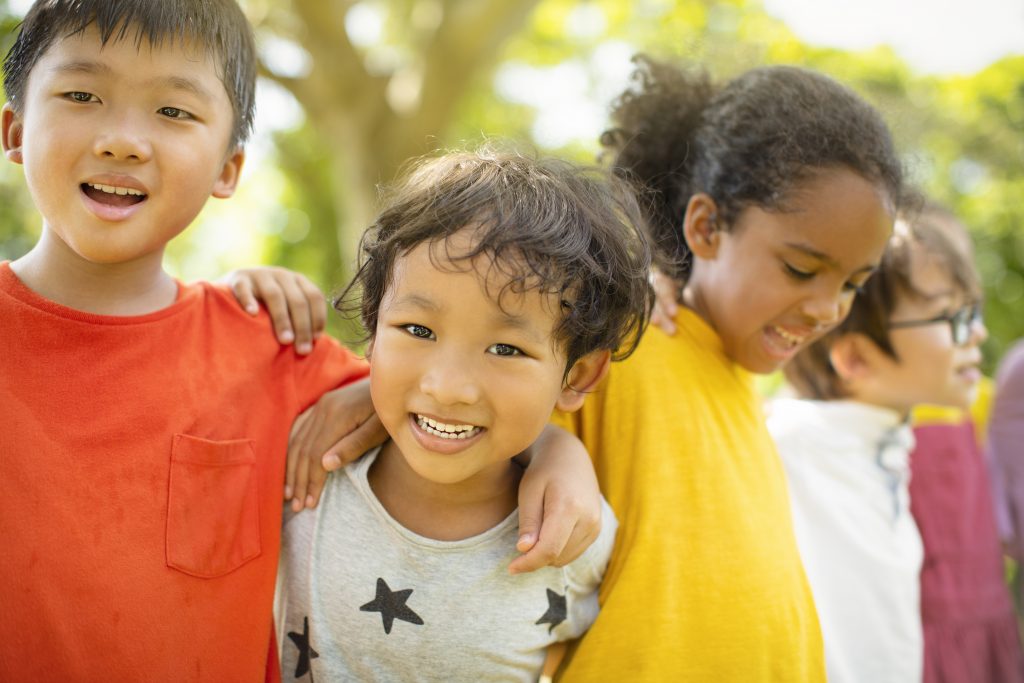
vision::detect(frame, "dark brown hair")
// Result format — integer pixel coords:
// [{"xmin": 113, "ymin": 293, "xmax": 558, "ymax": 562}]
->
[
  {"xmin": 335, "ymin": 146, "xmax": 654, "ymax": 378},
  {"xmin": 3, "ymin": 0, "xmax": 256, "ymax": 149},
  {"xmin": 601, "ymin": 55, "xmax": 905, "ymax": 282},
  {"xmin": 785, "ymin": 201, "xmax": 982, "ymax": 400}
]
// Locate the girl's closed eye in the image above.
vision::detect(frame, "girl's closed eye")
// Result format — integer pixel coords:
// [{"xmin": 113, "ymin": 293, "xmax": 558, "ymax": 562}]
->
[
  {"xmin": 401, "ymin": 323, "xmax": 435, "ymax": 340},
  {"xmin": 783, "ymin": 262, "xmax": 815, "ymax": 281},
  {"xmin": 487, "ymin": 343, "xmax": 524, "ymax": 357}
]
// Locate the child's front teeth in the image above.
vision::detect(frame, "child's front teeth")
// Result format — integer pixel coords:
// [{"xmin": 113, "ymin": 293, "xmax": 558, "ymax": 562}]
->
[
  {"xmin": 773, "ymin": 326, "xmax": 804, "ymax": 346},
  {"xmin": 88, "ymin": 183, "xmax": 144, "ymax": 196},
  {"xmin": 416, "ymin": 415, "xmax": 480, "ymax": 440}
]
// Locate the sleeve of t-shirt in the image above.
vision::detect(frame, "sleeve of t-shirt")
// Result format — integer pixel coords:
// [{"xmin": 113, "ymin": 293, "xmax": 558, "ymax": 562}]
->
[{"xmin": 290, "ymin": 335, "xmax": 370, "ymax": 413}]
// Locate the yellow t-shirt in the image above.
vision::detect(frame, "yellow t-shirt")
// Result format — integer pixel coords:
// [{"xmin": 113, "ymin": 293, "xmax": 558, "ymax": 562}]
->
[{"xmin": 552, "ymin": 308, "xmax": 825, "ymax": 681}]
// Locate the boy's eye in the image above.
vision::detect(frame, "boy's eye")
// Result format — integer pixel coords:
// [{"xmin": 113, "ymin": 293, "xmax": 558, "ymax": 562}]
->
[
  {"xmin": 401, "ymin": 324, "xmax": 434, "ymax": 340},
  {"xmin": 65, "ymin": 91, "xmax": 97, "ymax": 103},
  {"xmin": 487, "ymin": 343, "xmax": 523, "ymax": 357},
  {"xmin": 158, "ymin": 106, "xmax": 194, "ymax": 120}
]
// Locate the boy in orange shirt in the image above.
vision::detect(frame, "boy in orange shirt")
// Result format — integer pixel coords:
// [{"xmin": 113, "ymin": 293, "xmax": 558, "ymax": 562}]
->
[{"xmin": 0, "ymin": 1, "xmax": 598, "ymax": 680}]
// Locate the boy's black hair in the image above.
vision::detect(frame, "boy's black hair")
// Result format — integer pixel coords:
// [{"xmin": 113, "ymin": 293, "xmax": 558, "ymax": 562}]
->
[
  {"xmin": 336, "ymin": 146, "xmax": 654, "ymax": 380},
  {"xmin": 3, "ymin": 0, "xmax": 256, "ymax": 149},
  {"xmin": 601, "ymin": 55, "xmax": 905, "ymax": 282},
  {"xmin": 785, "ymin": 202, "xmax": 982, "ymax": 401}
]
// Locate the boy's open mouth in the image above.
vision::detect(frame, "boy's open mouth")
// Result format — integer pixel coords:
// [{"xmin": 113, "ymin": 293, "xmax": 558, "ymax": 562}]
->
[
  {"xmin": 414, "ymin": 414, "xmax": 483, "ymax": 440},
  {"xmin": 81, "ymin": 183, "xmax": 147, "ymax": 207}
]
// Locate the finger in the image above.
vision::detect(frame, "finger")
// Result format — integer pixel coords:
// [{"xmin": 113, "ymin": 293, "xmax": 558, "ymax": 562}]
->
[
  {"xmin": 258, "ymin": 280, "xmax": 295, "ymax": 345},
  {"xmin": 509, "ymin": 516, "xmax": 572, "ymax": 575},
  {"xmin": 650, "ymin": 305, "xmax": 676, "ymax": 336},
  {"xmin": 278, "ymin": 276, "xmax": 315, "ymax": 355},
  {"xmin": 555, "ymin": 510, "xmax": 600, "ymax": 566},
  {"xmin": 286, "ymin": 408, "xmax": 313, "ymax": 500},
  {"xmin": 508, "ymin": 478, "xmax": 548, "ymax": 574},
  {"xmin": 292, "ymin": 453, "xmax": 311, "ymax": 512},
  {"xmin": 322, "ymin": 414, "xmax": 387, "ymax": 471},
  {"xmin": 297, "ymin": 277, "xmax": 328, "ymax": 339},
  {"xmin": 231, "ymin": 277, "xmax": 260, "ymax": 316},
  {"xmin": 304, "ymin": 462, "xmax": 329, "ymax": 509}
]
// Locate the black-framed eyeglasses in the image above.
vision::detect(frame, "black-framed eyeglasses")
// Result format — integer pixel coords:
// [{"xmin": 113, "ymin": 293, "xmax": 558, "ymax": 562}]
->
[{"xmin": 889, "ymin": 303, "xmax": 982, "ymax": 346}]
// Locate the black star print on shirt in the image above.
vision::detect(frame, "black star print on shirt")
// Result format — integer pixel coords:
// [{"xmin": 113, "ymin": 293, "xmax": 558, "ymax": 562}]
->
[
  {"xmin": 535, "ymin": 588, "xmax": 567, "ymax": 634},
  {"xmin": 360, "ymin": 577, "xmax": 425, "ymax": 634},
  {"xmin": 287, "ymin": 616, "xmax": 319, "ymax": 681}
]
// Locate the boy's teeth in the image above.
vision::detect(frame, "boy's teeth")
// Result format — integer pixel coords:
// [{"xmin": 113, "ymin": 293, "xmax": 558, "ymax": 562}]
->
[
  {"xmin": 416, "ymin": 414, "xmax": 480, "ymax": 440},
  {"xmin": 88, "ymin": 183, "xmax": 144, "ymax": 197}
]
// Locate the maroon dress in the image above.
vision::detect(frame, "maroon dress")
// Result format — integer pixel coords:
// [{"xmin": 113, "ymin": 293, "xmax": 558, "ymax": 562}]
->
[{"xmin": 910, "ymin": 419, "xmax": 1024, "ymax": 683}]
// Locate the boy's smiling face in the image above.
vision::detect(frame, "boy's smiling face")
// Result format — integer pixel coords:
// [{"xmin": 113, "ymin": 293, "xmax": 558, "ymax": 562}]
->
[
  {"xmin": 368, "ymin": 229, "xmax": 596, "ymax": 488},
  {"xmin": 1, "ymin": 24, "xmax": 243, "ymax": 267},
  {"xmin": 865, "ymin": 244, "xmax": 986, "ymax": 415}
]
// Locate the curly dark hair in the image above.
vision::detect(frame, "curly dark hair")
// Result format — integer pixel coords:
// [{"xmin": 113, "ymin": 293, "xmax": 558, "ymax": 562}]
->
[
  {"xmin": 335, "ymin": 146, "xmax": 654, "ymax": 379},
  {"xmin": 785, "ymin": 201, "xmax": 981, "ymax": 400},
  {"xmin": 3, "ymin": 0, "xmax": 256, "ymax": 149},
  {"xmin": 601, "ymin": 55, "xmax": 905, "ymax": 283}
]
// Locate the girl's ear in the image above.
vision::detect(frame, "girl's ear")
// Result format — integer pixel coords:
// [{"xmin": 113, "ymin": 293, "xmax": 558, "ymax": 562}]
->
[
  {"xmin": 682, "ymin": 193, "xmax": 721, "ymax": 259},
  {"xmin": 2, "ymin": 103, "xmax": 24, "ymax": 164},
  {"xmin": 556, "ymin": 350, "xmax": 611, "ymax": 413}
]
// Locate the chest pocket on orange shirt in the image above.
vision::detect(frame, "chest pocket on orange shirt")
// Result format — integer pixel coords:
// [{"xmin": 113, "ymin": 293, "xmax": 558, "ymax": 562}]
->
[{"xmin": 167, "ymin": 434, "xmax": 261, "ymax": 578}]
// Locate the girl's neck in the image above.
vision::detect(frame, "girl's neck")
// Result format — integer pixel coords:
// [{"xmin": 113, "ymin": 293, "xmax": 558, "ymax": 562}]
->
[
  {"xmin": 368, "ymin": 440, "xmax": 522, "ymax": 541},
  {"xmin": 681, "ymin": 281, "xmax": 712, "ymax": 329},
  {"xmin": 11, "ymin": 228, "xmax": 177, "ymax": 316}
]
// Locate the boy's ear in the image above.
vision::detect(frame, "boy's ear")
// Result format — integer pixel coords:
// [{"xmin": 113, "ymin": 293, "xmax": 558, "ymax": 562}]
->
[
  {"xmin": 211, "ymin": 147, "xmax": 245, "ymax": 199},
  {"xmin": 2, "ymin": 103, "xmax": 24, "ymax": 165},
  {"xmin": 555, "ymin": 350, "xmax": 611, "ymax": 413},
  {"xmin": 828, "ymin": 333, "xmax": 877, "ymax": 385},
  {"xmin": 682, "ymin": 193, "xmax": 721, "ymax": 259}
]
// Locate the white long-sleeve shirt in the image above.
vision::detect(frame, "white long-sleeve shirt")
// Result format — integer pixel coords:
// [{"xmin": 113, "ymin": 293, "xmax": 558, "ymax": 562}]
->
[{"xmin": 768, "ymin": 399, "xmax": 923, "ymax": 683}]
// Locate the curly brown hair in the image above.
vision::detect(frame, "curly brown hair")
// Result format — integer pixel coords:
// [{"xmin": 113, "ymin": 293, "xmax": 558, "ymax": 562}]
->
[
  {"xmin": 601, "ymin": 55, "xmax": 905, "ymax": 283},
  {"xmin": 335, "ymin": 145, "xmax": 654, "ymax": 379}
]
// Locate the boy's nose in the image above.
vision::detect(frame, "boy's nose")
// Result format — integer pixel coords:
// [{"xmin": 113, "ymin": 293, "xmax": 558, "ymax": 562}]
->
[
  {"xmin": 968, "ymin": 315, "xmax": 989, "ymax": 346},
  {"xmin": 92, "ymin": 122, "xmax": 153, "ymax": 162},
  {"xmin": 419, "ymin": 353, "xmax": 481, "ymax": 406}
]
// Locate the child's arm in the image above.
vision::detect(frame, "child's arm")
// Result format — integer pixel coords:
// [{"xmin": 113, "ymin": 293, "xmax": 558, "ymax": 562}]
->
[
  {"xmin": 508, "ymin": 425, "xmax": 602, "ymax": 575},
  {"xmin": 223, "ymin": 267, "xmax": 328, "ymax": 355},
  {"xmin": 285, "ymin": 378, "xmax": 387, "ymax": 511}
]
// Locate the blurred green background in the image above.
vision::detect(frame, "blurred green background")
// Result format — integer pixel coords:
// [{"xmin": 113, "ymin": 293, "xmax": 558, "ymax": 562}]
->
[{"xmin": 1, "ymin": 0, "xmax": 1022, "ymax": 369}]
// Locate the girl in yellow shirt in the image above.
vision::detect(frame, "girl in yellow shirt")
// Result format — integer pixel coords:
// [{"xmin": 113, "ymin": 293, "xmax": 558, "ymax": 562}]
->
[{"xmin": 551, "ymin": 57, "xmax": 905, "ymax": 681}]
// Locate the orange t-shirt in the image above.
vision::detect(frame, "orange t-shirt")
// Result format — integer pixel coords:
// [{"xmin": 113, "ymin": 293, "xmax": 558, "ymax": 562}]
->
[{"xmin": 0, "ymin": 262, "xmax": 368, "ymax": 682}]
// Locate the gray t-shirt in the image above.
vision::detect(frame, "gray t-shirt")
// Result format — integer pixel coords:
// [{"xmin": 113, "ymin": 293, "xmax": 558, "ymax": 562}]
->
[{"xmin": 275, "ymin": 447, "xmax": 617, "ymax": 682}]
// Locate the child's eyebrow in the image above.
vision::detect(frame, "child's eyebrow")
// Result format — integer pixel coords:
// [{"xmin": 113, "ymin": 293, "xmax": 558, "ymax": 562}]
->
[
  {"xmin": 391, "ymin": 293, "xmax": 440, "ymax": 312},
  {"xmin": 142, "ymin": 75, "xmax": 217, "ymax": 102},
  {"xmin": 489, "ymin": 311, "xmax": 548, "ymax": 345},
  {"xmin": 48, "ymin": 60, "xmax": 214, "ymax": 101},
  {"xmin": 50, "ymin": 59, "xmax": 112, "ymax": 76},
  {"xmin": 784, "ymin": 241, "xmax": 878, "ymax": 273}
]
